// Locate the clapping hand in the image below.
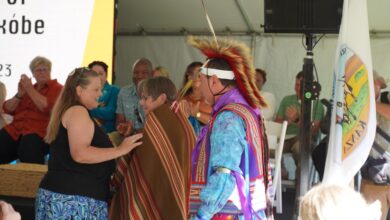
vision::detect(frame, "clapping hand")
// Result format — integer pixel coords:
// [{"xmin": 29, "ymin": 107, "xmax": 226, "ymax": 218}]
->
[
  {"xmin": 286, "ymin": 106, "xmax": 299, "ymax": 123},
  {"xmin": 19, "ymin": 74, "xmax": 33, "ymax": 91}
]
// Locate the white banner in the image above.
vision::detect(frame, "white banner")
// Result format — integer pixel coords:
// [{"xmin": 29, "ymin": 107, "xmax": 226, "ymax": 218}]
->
[
  {"xmin": 0, "ymin": 0, "xmax": 114, "ymax": 99},
  {"xmin": 323, "ymin": 0, "xmax": 376, "ymax": 185}
]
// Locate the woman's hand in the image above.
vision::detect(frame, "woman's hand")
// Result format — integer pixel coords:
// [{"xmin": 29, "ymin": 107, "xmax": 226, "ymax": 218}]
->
[
  {"xmin": 0, "ymin": 201, "xmax": 21, "ymax": 220},
  {"xmin": 182, "ymin": 100, "xmax": 200, "ymax": 117},
  {"xmin": 19, "ymin": 74, "xmax": 34, "ymax": 92},
  {"xmin": 117, "ymin": 133, "xmax": 143, "ymax": 155},
  {"xmin": 116, "ymin": 121, "xmax": 133, "ymax": 136},
  {"xmin": 16, "ymin": 82, "xmax": 26, "ymax": 98}
]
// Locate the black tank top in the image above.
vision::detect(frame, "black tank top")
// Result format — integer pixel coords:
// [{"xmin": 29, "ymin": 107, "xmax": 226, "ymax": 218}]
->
[{"xmin": 40, "ymin": 110, "xmax": 116, "ymax": 201}]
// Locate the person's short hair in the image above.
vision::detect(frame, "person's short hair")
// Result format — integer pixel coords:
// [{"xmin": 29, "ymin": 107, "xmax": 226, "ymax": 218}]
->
[
  {"xmin": 88, "ymin": 61, "xmax": 108, "ymax": 73},
  {"xmin": 29, "ymin": 56, "xmax": 52, "ymax": 72},
  {"xmin": 256, "ymin": 68, "xmax": 267, "ymax": 83},
  {"xmin": 133, "ymin": 58, "xmax": 153, "ymax": 74},
  {"xmin": 296, "ymin": 71, "xmax": 303, "ymax": 79},
  {"xmin": 299, "ymin": 184, "xmax": 381, "ymax": 220},
  {"xmin": 138, "ymin": 76, "xmax": 177, "ymax": 103},
  {"xmin": 206, "ymin": 58, "xmax": 236, "ymax": 87}
]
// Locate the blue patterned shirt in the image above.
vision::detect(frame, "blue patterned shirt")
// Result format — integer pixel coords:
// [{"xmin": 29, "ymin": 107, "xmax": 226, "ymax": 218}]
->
[
  {"xmin": 116, "ymin": 84, "xmax": 145, "ymax": 131},
  {"xmin": 197, "ymin": 110, "xmax": 247, "ymax": 219}
]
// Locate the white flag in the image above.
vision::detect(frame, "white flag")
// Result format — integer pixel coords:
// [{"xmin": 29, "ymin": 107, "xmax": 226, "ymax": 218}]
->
[{"xmin": 323, "ymin": 0, "xmax": 376, "ymax": 185}]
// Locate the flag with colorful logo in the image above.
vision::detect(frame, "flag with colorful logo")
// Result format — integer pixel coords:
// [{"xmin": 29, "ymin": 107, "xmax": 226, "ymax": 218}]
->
[{"xmin": 323, "ymin": 0, "xmax": 376, "ymax": 185}]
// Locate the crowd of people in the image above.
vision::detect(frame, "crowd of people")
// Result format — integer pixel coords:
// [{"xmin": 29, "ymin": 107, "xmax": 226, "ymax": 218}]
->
[{"xmin": 0, "ymin": 35, "xmax": 389, "ymax": 219}]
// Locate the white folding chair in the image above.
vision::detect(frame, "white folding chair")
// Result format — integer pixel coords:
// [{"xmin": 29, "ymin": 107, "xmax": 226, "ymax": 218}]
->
[{"xmin": 265, "ymin": 120, "xmax": 288, "ymax": 214}]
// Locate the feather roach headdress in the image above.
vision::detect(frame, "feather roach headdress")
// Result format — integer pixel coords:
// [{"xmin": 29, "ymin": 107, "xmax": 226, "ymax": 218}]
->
[{"xmin": 175, "ymin": 36, "xmax": 267, "ymax": 109}]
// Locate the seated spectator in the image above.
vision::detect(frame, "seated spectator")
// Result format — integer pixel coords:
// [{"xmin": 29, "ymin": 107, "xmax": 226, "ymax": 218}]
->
[
  {"xmin": 360, "ymin": 72, "xmax": 390, "ymax": 220},
  {"xmin": 275, "ymin": 71, "xmax": 324, "ymax": 166},
  {"xmin": 255, "ymin": 68, "xmax": 276, "ymax": 120},
  {"xmin": 300, "ymin": 184, "xmax": 381, "ymax": 220},
  {"xmin": 180, "ymin": 61, "xmax": 212, "ymax": 134},
  {"xmin": 152, "ymin": 66, "xmax": 170, "ymax": 78},
  {"xmin": 110, "ymin": 77, "xmax": 196, "ymax": 219},
  {"xmin": 0, "ymin": 56, "xmax": 63, "ymax": 164},
  {"xmin": 0, "ymin": 81, "xmax": 12, "ymax": 129},
  {"xmin": 116, "ymin": 58, "xmax": 153, "ymax": 136},
  {"xmin": 88, "ymin": 61, "xmax": 120, "ymax": 133}
]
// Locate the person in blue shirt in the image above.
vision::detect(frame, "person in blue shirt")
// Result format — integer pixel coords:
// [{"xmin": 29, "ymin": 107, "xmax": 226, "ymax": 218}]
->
[
  {"xmin": 88, "ymin": 61, "xmax": 119, "ymax": 133},
  {"xmin": 116, "ymin": 58, "xmax": 153, "ymax": 135},
  {"xmin": 187, "ymin": 37, "xmax": 273, "ymax": 220}
]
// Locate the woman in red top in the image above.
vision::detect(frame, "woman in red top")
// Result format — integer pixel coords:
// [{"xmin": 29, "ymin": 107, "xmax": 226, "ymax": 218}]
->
[
  {"xmin": 180, "ymin": 61, "xmax": 212, "ymax": 134},
  {"xmin": 0, "ymin": 56, "xmax": 63, "ymax": 164}
]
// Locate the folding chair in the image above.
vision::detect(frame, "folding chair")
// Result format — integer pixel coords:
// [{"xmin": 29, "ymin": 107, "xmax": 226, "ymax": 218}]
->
[{"xmin": 265, "ymin": 120, "xmax": 288, "ymax": 214}]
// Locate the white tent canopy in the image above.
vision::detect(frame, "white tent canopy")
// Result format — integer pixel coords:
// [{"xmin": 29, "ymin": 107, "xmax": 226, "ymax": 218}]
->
[
  {"xmin": 117, "ymin": 0, "xmax": 390, "ymax": 35},
  {"xmin": 115, "ymin": 0, "xmax": 390, "ymax": 106}
]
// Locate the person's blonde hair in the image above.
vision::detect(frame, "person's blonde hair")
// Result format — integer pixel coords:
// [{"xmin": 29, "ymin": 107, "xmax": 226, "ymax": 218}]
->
[
  {"xmin": 153, "ymin": 66, "xmax": 170, "ymax": 78},
  {"xmin": 0, "ymin": 81, "xmax": 6, "ymax": 105},
  {"xmin": 299, "ymin": 184, "xmax": 381, "ymax": 220},
  {"xmin": 29, "ymin": 56, "xmax": 52, "ymax": 72},
  {"xmin": 45, "ymin": 68, "xmax": 99, "ymax": 143}
]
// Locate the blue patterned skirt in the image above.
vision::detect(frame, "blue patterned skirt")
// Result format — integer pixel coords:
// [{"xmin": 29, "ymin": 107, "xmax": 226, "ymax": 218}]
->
[{"xmin": 35, "ymin": 188, "xmax": 108, "ymax": 220}]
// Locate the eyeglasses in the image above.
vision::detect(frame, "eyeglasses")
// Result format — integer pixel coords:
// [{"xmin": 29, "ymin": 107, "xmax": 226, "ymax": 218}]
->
[{"xmin": 34, "ymin": 67, "xmax": 49, "ymax": 73}]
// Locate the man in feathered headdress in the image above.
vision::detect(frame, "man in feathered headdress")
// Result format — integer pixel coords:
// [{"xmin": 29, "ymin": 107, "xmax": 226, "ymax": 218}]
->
[{"xmin": 187, "ymin": 36, "xmax": 274, "ymax": 220}]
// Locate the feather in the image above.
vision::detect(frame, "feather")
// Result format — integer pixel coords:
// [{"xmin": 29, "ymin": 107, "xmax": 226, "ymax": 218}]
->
[{"xmin": 186, "ymin": 36, "xmax": 267, "ymax": 108}]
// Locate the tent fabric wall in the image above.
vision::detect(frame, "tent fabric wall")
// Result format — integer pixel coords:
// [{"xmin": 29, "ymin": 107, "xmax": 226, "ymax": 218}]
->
[{"xmin": 114, "ymin": 35, "xmax": 390, "ymax": 108}]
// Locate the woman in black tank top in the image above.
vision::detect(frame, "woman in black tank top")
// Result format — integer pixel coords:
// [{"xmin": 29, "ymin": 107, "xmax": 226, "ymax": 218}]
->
[{"xmin": 35, "ymin": 67, "xmax": 142, "ymax": 219}]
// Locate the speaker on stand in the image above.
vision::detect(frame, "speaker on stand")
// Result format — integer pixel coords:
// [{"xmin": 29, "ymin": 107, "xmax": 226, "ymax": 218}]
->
[{"xmin": 263, "ymin": 1, "xmax": 342, "ymax": 219}]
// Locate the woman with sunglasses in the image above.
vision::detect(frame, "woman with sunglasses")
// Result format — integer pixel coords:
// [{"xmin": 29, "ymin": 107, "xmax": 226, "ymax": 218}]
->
[{"xmin": 35, "ymin": 68, "xmax": 143, "ymax": 219}]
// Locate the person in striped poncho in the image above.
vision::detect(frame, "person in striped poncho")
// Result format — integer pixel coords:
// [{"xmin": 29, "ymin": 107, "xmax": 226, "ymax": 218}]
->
[{"xmin": 110, "ymin": 76, "xmax": 196, "ymax": 220}]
